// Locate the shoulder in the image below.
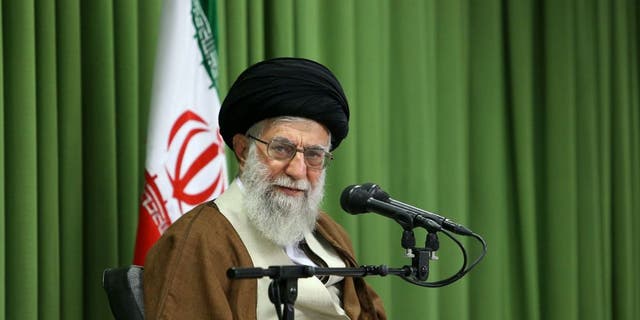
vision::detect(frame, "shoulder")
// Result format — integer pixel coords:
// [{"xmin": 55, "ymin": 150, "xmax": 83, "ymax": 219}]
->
[
  {"xmin": 146, "ymin": 201, "xmax": 252, "ymax": 267},
  {"xmin": 158, "ymin": 202, "xmax": 240, "ymax": 245},
  {"xmin": 144, "ymin": 202, "xmax": 257, "ymax": 319},
  {"xmin": 163, "ymin": 201, "xmax": 230, "ymax": 235}
]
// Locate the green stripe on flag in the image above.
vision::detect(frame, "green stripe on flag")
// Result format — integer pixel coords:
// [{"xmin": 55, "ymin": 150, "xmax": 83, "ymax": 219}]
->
[{"xmin": 192, "ymin": 0, "xmax": 219, "ymax": 90}]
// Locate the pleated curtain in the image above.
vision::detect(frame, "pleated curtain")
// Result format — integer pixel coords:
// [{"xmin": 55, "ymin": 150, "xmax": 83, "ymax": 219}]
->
[{"xmin": 1, "ymin": 0, "xmax": 638, "ymax": 319}]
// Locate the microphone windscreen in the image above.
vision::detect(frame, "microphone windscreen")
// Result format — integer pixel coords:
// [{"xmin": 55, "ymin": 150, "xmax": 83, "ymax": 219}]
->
[
  {"xmin": 340, "ymin": 185, "xmax": 370, "ymax": 214},
  {"xmin": 360, "ymin": 183, "xmax": 390, "ymax": 201}
]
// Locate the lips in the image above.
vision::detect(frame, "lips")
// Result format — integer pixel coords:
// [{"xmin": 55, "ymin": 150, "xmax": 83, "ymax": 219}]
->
[{"xmin": 275, "ymin": 185, "xmax": 307, "ymax": 196}]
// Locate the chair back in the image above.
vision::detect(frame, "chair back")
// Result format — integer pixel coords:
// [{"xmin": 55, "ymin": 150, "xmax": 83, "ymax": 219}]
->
[{"xmin": 102, "ymin": 265, "xmax": 145, "ymax": 320}]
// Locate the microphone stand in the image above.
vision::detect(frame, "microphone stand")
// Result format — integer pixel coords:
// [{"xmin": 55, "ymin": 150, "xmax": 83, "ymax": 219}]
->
[
  {"xmin": 227, "ymin": 265, "xmax": 411, "ymax": 320},
  {"xmin": 227, "ymin": 223, "xmax": 444, "ymax": 320}
]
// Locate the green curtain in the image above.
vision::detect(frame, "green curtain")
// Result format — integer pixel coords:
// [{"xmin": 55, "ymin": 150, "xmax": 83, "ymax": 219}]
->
[
  {"xmin": 1, "ymin": 0, "xmax": 639, "ymax": 319},
  {"xmin": 2, "ymin": 0, "xmax": 162, "ymax": 319}
]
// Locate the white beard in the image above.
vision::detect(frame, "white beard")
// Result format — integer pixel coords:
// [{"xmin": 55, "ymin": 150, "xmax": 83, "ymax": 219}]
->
[{"xmin": 240, "ymin": 144, "xmax": 326, "ymax": 246}]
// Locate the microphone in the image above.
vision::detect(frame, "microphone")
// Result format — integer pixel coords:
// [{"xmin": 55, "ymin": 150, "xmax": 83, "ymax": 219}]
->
[
  {"xmin": 340, "ymin": 184, "xmax": 441, "ymax": 231},
  {"xmin": 341, "ymin": 183, "xmax": 473, "ymax": 235}
]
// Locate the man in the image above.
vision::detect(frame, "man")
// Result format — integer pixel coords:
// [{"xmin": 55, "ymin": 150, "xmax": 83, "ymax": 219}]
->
[{"xmin": 144, "ymin": 58, "xmax": 386, "ymax": 319}]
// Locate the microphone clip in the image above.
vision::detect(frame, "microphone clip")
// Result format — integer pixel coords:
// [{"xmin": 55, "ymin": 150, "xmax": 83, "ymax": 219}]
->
[{"xmin": 400, "ymin": 228, "xmax": 440, "ymax": 281}]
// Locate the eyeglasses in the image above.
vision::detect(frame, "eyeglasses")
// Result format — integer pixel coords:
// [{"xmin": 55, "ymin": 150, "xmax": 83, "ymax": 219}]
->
[{"xmin": 247, "ymin": 135, "xmax": 333, "ymax": 169}]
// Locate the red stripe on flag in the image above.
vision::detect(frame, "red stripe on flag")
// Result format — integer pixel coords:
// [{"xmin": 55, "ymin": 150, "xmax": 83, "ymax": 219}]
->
[{"xmin": 133, "ymin": 171, "xmax": 172, "ymax": 265}]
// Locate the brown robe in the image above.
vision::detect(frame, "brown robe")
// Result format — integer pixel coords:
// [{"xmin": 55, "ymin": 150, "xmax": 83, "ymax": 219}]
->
[{"xmin": 144, "ymin": 201, "xmax": 387, "ymax": 319}]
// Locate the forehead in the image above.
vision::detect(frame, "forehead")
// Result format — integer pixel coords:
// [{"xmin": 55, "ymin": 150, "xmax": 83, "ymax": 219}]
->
[{"xmin": 261, "ymin": 119, "xmax": 330, "ymax": 146}]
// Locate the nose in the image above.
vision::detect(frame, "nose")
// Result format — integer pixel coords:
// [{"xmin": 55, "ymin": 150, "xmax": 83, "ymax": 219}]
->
[{"xmin": 284, "ymin": 152, "xmax": 307, "ymax": 180}]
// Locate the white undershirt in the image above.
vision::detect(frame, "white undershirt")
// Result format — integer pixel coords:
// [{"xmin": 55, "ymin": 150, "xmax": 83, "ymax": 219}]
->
[{"xmin": 285, "ymin": 242, "xmax": 319, "ymax": 267}]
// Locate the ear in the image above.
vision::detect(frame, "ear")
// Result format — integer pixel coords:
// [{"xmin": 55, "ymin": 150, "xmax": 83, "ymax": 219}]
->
[{"xmin": 232, "ymin": 134, "xmax": 249, "ymax": 170}]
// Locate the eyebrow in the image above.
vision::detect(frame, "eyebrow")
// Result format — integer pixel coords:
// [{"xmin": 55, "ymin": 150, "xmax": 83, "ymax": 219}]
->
[{"xmin": 271, "ymin": 136, "xmax": 329, "ymax": 150}]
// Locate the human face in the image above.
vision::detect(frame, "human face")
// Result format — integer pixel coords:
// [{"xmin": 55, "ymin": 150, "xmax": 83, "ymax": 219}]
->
[
  {"xmin": 240, "ymin": 143, "xmax": 325, "ymax": 246},
  {"xmin": 251, "ymin": 119, "xmax": 330, "ymax": 196}
]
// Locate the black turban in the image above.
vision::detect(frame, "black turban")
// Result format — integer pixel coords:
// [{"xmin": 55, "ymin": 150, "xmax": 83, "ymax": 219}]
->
[{"xmin": 219, "ymin": 57, "xmax": 349, "ymax": 151}]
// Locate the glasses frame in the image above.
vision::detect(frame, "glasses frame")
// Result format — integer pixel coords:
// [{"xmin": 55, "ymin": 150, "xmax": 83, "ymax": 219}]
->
[{"xmin": 247, "ymin": 134, "xmax": 334, "ymax": 169}]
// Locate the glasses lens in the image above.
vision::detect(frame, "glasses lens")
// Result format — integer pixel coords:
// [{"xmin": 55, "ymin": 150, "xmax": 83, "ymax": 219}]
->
[
  {"xmin": 304, "ymin": 149, "xmax": 326, "ymax": 168},
  {"xmin": 268, "ymin": 139, "xmax": 296, "ymax": 160}
]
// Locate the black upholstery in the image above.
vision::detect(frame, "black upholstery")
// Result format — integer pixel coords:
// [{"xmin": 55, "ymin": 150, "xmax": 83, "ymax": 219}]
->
[{"xmin": 102, "ymin": 265, "xmax": 145, "ymax": 320}]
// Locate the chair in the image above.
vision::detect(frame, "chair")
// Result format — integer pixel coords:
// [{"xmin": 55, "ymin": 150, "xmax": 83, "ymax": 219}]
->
[{"xmin": 102, "ymin": 265, "xmax": 145, "ymax": 320}]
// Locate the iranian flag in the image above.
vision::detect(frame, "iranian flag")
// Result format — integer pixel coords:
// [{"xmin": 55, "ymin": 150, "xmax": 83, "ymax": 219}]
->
[{"xmin": 133, "ymin": 0, "xmax": 227, "ymax": 265}]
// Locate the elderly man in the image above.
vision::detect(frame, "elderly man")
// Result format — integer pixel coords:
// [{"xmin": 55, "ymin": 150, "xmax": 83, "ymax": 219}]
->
[{"xmin": 143, "ymin": 58, "xmax": 386, "ymax": 319}]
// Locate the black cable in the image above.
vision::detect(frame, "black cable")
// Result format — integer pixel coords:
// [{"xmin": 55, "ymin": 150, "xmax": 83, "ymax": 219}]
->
[
  {"xmin": 400, "ymin": 228, "xmax": 487, "ymax": 287},
  {"xmin": 464, "ymin": 232, "xmax": 487, "ymax": 273}
]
